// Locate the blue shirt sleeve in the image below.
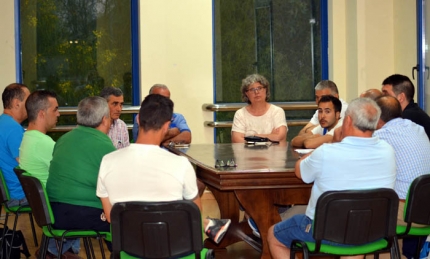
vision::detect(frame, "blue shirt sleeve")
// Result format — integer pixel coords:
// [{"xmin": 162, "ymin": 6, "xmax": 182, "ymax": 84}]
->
[
  {"xmin": 132, "ymin": 114, "xmax": 139, "ymax": 142},
  {"xmin": 171, "ymin": 113, "xmax": 191, "ymax": 133}
]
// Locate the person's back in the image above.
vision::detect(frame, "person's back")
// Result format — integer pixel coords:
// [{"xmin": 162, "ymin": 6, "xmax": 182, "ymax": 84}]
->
[
  {"xmin": 98, "ymin": 144, "xmax": 196, "ymax": 204},
  {"xmin": 47, "ymin": 125, "xmax": 115, "ymax": 207},
  {"xmin": 98, "ymin": 94, "xmax": 230, "ymax": 244},
  {"xmin": 373, "ymin": 96, "xmax": 430, "ymax": 199}
]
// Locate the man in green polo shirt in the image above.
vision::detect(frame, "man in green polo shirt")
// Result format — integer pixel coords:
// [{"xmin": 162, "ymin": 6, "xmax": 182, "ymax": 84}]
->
[{"xmin": 46, "ymin": 96, "xmax": 115, "ymax": 253}]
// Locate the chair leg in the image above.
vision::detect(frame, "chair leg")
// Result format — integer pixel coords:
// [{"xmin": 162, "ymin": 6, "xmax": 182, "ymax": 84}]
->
[
  {"xmin": 7, "ymin": 211, "xmax": 20, "ymax": 259},
  {"xmin": 38, "ymin": 235, "xmax": 49, "ymax": 259},
  {"xmin": 97, "ymin": 235, "xmax": 106, "ymax": 259},
  {"xmin": 28, "ymin": 213, "xmax": 38, "ymax": 246},
  {"xmin": 0, "ymin": 212, "xmax": 9, "ymax": 259},
  {"xmin": 83, "ymin": 237, "xmax": 92, "ymax": 259}
]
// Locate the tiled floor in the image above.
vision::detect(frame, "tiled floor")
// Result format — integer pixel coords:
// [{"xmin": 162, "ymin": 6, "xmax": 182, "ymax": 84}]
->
[{"xmin": 8, "ymin": 190, "xmax": 405, "ymax": 258}]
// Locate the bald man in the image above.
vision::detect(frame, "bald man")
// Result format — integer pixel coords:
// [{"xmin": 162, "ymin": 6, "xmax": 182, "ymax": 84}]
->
[{"xmin": 360, "ymin": 89, "xmax": 382, "ymax": 100}]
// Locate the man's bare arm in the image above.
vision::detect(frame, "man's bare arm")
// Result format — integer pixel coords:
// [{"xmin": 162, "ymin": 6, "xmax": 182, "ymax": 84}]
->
[
  {"xmin": 291, "ymin": 132, "xmax": 314, "ymax": 147},
  {"xmin": 303, "ymin": 134, "xmax": 333, "ymax": 149},
  {"xmin": 100, "ymin": 197, "xmax": 113, "ymax": 223},
  {"xmin": 298, "ymin": 122, "xmax": 317, "ymax": 135},
  {"xmin": 164, "ymin": 131, "xmax": 192, "ymax": 144}
]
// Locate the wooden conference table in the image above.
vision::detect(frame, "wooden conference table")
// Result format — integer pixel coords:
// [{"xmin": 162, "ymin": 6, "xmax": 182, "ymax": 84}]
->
[{"xmin": 166, "ymin": 142, "xmax": 312, "ymax": 259}]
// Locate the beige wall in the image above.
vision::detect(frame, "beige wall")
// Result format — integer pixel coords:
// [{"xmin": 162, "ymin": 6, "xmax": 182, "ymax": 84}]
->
[
  {"xmin": 0, "ymin": 0, "xmax": 418, "ymax": 143},
  {"xmin": 0, "ymin": 1, "xmax": 17, "ymax": 114},
  {"xmin": 139, "ymin": 1, "xmax": 214, "ymax": 144},
  {"xmin": 329, "ymin": 0, "xmax": 416, "ymax": 102}
]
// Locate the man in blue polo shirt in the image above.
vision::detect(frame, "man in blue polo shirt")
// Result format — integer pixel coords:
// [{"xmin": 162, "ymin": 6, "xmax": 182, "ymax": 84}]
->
[
  {"xmin": 0, "ymin": 83, "xmax": 30, "ymax": 207},
  {"xmin": 132, "ymin": 84, "xmax": 191, "ymax": 145}
]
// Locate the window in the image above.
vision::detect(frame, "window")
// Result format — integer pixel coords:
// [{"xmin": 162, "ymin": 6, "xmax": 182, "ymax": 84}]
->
[
  {"xmin": 214, "ymin": 0, "xmax": 327, "ymax": 142},
  {"xmin": 19, "ymin": 0, "xmax": 136, "ymax": 106}
]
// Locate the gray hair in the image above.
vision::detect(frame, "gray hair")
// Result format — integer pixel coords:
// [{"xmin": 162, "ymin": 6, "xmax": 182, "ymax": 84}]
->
[
  {"xmin": 99, "ymin": 87, "xmax": 123, "ymax": 101},
  {"xmin": 77, "ymin": 96, "xmax": 110, "ymax": 128},
  {"xmin": 314, "ymin": 80, "xmax": 339, "ymax": 95},
  {"xmin": 345, "ymin": 97, "xmax": 381, "ymax": 132},
  {"xmin": 149, "ymin": 84, "xmax": 169, "ymax": 94},
  {"xmin": 240, "ymin": 74, "xmax": 270, "ymax": 104}
]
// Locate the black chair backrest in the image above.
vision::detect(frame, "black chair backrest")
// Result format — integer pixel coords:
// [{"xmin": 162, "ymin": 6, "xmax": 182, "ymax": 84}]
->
[
  {"xmin": 313, "ymin": 188, "xmax": 399, "ymax": 247},
  {"xmin": 111, "ymin": 200, "xmax": 203, "ymax": 259},
  {"xmin": 0, "ymin": 169, "xmax": 10, "ymax": 204},
  {"xmin": 404, "ymin": 174, "xmax": 430, "ymax": 225},
  {"xmin": 19, "ymin": 174, "xmax": 53, "ymax": 228}
]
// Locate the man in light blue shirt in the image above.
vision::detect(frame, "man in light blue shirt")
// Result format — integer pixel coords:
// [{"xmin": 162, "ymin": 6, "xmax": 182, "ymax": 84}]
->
[
  {"xmin": 132, "ymin": 84, "xmax": 191, "ymax": 144},
  {"xmin": 267, "ymin": 98, "xmax": 396, "ymax": 259},
  {"xmin": 374, "ymin": 96, "xmax": 430, "ymax": 201},
  {"xmin": 373, "ymin": 95, "xmax": 430, "ymax": 259}
]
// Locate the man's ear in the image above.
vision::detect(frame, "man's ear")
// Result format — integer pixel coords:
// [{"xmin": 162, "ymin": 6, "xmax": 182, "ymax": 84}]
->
[
  {"xmin": 397, "ymin": 92, "xmax": 406, "ymax": 103},
  {"xmin": 335, "ymin": 111, "xmax": 340, "ymax": 120}
]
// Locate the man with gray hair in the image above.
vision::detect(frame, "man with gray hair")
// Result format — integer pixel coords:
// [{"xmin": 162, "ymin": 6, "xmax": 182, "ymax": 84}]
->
[
  {"xmin": 100, "ymin": 86, "xmax": 129, "ymax": 149},
  {"xmin": 132, "ymin": 84, "xmax": 191, "ymax": 145},
  {"xmin": 46, "ymin": 97, "xmax": 116, "ymax": 255},
  {"xmin": 268, "ymin": 98, "xmax": 396, "ymax": 259},
  {"xmin": 300, "ymin": 80, "xmax": 348, "ymax": 134}
]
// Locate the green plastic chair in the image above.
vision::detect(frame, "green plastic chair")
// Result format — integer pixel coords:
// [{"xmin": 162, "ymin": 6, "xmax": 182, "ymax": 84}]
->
[
  {"xmin": 0, "ymin": 169, "xmax": 37, "ymax": 257},
  {"xmin": 290, "ymin": 188, "xmax": 400, "ymax": 259},
  {"xmin": 396, "ymin": 174, "xmax": 430, "ymax": 258},
  {"xmin": 111, "ymin": 201, "xmax": 213, "ymax": 259},
  {"xmin": 18, "ymin": 172, "xmax": 110, "ymax": 259}
]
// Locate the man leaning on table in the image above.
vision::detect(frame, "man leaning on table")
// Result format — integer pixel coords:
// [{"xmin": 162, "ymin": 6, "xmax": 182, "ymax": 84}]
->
[
  {"xmin": 267, "ymin": 98, "xmax": 396, "ymax": 259},
  {"xmin": 291, "ymin": 95, "xmax": 342, "ymax": 149},
  {"xmin": 299, "ymin": 80, "xmax": 348, "ymax": 135},
  {"xmin": 132, "ymin": 84, "xmax": 191, "ymax": 145}
]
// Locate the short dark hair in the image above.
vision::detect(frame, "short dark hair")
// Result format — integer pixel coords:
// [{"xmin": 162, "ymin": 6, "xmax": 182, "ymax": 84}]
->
[
  {"xmin": 382, "ymin": 74, "xmax": 415, "ymax": 102},
  {"xmin": 99, "ymin": 87, "xmax": 123, "ymax": 100},
  {"xmin": 139, "ymin": 94, "xmax": 173, "ymax": 132},
  {"xmin": 26, "ymin": 90, "xmax": 57, "ymax": 122},
  {"xmin": 375, "ymin": 96, "xmax": 402, "ymax": 123},
  {"xmin": 318, "ymin": 95, "xmax": 342, "ymax": 113},
  {"xmin": 2, "ymin": 83, "xmax": 28, "ymax": 109}
]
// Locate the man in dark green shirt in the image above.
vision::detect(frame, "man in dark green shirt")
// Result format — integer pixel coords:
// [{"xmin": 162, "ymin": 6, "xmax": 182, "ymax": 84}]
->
[{"xmin": 46, "ymin": 96, "xmax": 115, "ymax": 254}]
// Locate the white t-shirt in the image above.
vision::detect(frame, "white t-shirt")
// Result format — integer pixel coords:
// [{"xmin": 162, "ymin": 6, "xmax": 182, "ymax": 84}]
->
[
  {"xmin": 97, "ymin": 144, "xmax": 198, "ymax": 205},
  {"xmin": 231, "ymin": 104, "xmax": 288, "ymax": 136},
  {"xmin": 309, "ymin": 98, "xmax": 349, "ymax": 125},
  {"xmin": 311, "ymin": 119, "xmax": 343, "ymax": 136}
]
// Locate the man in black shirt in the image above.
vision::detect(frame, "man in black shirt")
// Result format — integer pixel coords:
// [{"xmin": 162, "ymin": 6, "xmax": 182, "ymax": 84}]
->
[{"xmin": 381, "ymin": 74, "xmax": 430, "ymax": 140}]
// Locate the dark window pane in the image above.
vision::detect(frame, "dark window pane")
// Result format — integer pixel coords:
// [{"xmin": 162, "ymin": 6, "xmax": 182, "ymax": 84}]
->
[{"xmin": 20, "ymin": 0, "xmax": 133, "ymax": 106}]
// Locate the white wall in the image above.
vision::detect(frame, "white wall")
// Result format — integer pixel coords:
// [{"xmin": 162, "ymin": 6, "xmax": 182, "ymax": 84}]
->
[
  {"xmin": 0, "ymin": 1, "xmax": 17, "ymax": 114},
  {"xmin": 139, "ymin": 1, "xmax": 214, "ymax": 144}
]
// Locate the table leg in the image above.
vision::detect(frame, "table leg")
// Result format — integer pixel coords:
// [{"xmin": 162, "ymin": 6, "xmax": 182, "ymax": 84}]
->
[
  {"xmin": 204, "ymin": 186, "xmax": 261, "ymax": 252},
  {"xmin": 235, "ymin": 188, "xmax": 311, "ymax": 259}
]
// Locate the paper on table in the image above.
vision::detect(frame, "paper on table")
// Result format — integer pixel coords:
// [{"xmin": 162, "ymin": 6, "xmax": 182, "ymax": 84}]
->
[{"xmin": 294, "ymin": 149, "xmax": 314, "ymax": 154}]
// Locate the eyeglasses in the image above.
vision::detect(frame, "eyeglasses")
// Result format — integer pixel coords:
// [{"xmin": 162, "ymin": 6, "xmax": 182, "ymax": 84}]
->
[{"xmin": 246, "ymin": 86, "xmax": 265, "ymax": 93}]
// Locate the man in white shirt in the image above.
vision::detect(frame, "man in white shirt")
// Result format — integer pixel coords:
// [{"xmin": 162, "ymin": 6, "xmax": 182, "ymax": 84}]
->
[
  {"xmin": 299, "ymin": 80, "xmax": 348, "ymax": 134},
  {"xmin": 291, "ymin": 95, "xmax": 342, "ymax": 149}
]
